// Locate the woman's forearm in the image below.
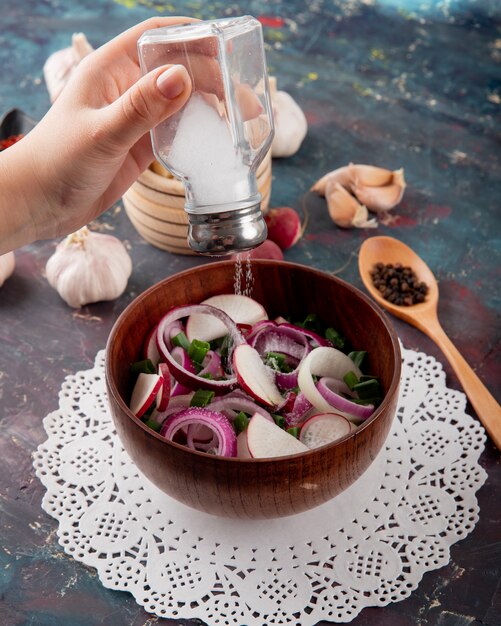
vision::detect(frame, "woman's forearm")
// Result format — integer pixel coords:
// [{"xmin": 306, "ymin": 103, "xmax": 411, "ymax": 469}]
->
[{"xmin": 0, "ymin": 140, "xmax": 42, "ymax": 254}]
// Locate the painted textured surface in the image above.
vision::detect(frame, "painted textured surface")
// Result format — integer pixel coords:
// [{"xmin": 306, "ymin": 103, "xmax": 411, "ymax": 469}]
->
[{"xmin": 0, "ymin": 0, "xmax": 500, "ymax": 625}]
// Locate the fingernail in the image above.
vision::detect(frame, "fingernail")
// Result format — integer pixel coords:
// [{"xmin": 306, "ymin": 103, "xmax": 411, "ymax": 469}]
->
[{"xmin": 156, "ymin": 65, "xmax": 186, "ymax": 100}]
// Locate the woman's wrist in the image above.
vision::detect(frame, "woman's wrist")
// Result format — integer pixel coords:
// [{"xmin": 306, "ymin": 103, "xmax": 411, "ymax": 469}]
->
[{"xmin": 0, "ymin": 134, "xmax": 55, "ymax": 254}]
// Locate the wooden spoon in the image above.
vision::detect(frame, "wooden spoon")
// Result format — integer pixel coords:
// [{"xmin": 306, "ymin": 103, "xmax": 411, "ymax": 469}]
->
[{"xmin": 359, "ymin": 235, "xmax": 501, "ymax": 449}]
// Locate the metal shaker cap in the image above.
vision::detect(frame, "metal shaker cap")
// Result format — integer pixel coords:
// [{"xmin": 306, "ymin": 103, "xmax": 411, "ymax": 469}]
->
[{"xmin": 187, "ymin": 202, "xmax": 267, "ymax": 255}]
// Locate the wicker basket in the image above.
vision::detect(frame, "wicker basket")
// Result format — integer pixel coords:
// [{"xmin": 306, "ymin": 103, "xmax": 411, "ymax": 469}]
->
[{"xmin": 123, "ymin": 152, "xmax": 272, "ymax": 255}]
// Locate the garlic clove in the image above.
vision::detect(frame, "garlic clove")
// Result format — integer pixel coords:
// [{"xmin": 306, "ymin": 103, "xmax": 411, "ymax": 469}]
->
[
  {"xmin": 311, "ymin": 165, "xmax": 353, "ymax": 196},
  {"xmin": 271, "ymin": 85, "xmax": 308, "ymax": 158},
  {"xmin": 352, "ymin": 168, "xmax": 406, "ymax": 212},
  {"xmin": 46, "ymin": 226, "xmax": 132, "ymax": 308},
  {"xmin": 43, "ymin": 33, "xmax": 93, "ymax": 102},
  {"xmin": 350, "ymin": 164, "xmax": 394, "ymax": 188},
  {"xmin": 325, "ymin": 182, "xmax": 378, "ymax": 229},
  {"xmin": 0, "ymin": 251, "xmax": 15, "ymax": 288}
]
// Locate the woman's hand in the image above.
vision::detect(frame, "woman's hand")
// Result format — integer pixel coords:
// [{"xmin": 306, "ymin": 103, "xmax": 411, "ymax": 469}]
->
[{"xmin": 0, "ymin": 17, "xmax": 194, "ymax": 253}]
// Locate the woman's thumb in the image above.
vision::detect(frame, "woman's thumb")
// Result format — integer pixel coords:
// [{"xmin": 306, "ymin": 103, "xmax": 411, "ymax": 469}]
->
[{"xmin": 104, "ymin": 65, "xmax": 191, "ymax": 148}]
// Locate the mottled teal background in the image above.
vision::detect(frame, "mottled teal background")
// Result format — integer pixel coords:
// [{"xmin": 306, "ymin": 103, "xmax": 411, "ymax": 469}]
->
[{"xmin": 0, "ymin": 1, "xmax": 500, "ymax": 625}]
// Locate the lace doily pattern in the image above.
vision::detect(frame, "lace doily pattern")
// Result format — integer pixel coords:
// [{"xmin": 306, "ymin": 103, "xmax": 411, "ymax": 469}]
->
[{"xmin": 33, "ymin": 347, "xmax": 487, "ymax": 625}]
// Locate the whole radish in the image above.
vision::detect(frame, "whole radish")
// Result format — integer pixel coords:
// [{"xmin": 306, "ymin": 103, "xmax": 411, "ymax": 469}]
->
[{"xmin": 265, "ymin": 207, "xmax": 302, "ymax": 250}]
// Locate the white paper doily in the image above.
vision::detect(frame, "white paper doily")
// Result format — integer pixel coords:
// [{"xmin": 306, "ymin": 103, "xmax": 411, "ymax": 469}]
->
[{"xmin": 33, "ymin": 346, "xmax": 487, "ymax": 625}]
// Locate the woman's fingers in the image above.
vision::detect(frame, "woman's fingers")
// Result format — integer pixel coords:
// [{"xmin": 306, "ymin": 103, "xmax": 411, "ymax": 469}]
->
[{"xmin": 99, "ymin": 64, "xmax": 192, "ymax": 150}]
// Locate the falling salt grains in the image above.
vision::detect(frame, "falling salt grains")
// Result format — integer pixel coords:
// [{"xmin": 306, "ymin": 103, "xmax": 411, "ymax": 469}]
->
[
  {"xmin": 243, "ymin": 253, "xmax": 254, "ymax": 297},
  {"xmin": 233, "ymin": 252, "xmax": 254, "ymax": 297},
  {"xmin": 234, "ymin": 254, "xmax": 243, "ymax": 295}
]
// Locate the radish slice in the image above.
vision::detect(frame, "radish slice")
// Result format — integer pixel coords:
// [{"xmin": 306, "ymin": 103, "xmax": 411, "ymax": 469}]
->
[
  {"xmin": 156, "ymin": 363, "xmax": 171, "ymax": 412},
  {"xmin": 316, "ymin": 377, "xmax": 374, "ymax": 421},
  {"xmin": 160, "ymin": 408, "xmax": 237, "ymax": 457},
  {"xmin": 186, "ymin": 294, "xmax": 268, "ymax": 342},
  {"xmin": 246, "ymin": 412, "xmax": 309, "ymax": 458},
  {"xmin": 237, "ymin": 431, "xmax": 252, "ymax": 458},
  {"xmin": 130, "ymin": 372, "xmax": 163, "ymax": 418},
  {"xmin": 233, "ymin": 344, "xmax": 283, "ymax": 407},
  {"xmin": 299, "ymin": 412, "xmax": 352, "ymax": 449},
  {"xmin": 157, "ymin": 304, "xmax": 245, "ymax": 392},
  {"xmin": 298, "ymin": 347, "xmax": 362, "ymax": 412},
  {"xmin": 143, "ymin": 324, "xmax": 161, "ymax": 364}
]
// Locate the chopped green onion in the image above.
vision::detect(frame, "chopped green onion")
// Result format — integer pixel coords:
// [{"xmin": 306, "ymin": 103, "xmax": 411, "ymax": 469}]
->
[
  {"xmin": 359, "ymin": 374, "xmax": 378, "ymax": 382},
  {"xmin": 234, "ymin": 412, "xmax": 249, "ymax": 433},
  {"xmin": 302, "ymin": 313, "xmax": 320, "ymax": 330},
  {"xmin": 219, "ymin": 334, "xmax": 232, "ymax": 358},
  {"xmin": 265, "ymin": 352, "xmax": 292, "ymax": 372},
  {"xmin": 190, "ymin": 389, "xmax": 215, "ymax": 407},
  {"xmin": 266, "ymin": 351, "xmax": 286, "ymax": 369},
  {"xmin": 348, "ymin": 350, "xmax": 367, "ymax": 369},
  {"xmin": 130, "ymin": 359, "xmax": 156, "ymax": 375},
  {"xmin": 287, "ymin": 427, "xmax": 300, "ymax": 439},
  {"xmin": 352, "ymin": 397, "xmax": 382, "ymax": 406},
  {"xmin": 188, "ymin": 338, "xmax": 210, "ymax": 366},
  {"xmin": 142, "ymin": 402, "xmax": 156, "ymax": 417},
  {"xmin": 353, "ymin": 378, "xmax": 381, "ymax": 399},
  {"xmin": 343, "ymin": 371, "xmax": 359, "ymax": 391},
  {"xmin": 200, "ymin": 372, "xmax": 214, "ymax": 380},
  {"xmin": 326, "ymin": 327, "xmax": 346, "ymax": 350},
  {"xmin": 272, "ymin": 414, "xmax": 286, "ymax": 429},
  {"xmin": 172, "ymin": 331, "xmax": 190, "ymax": 352},
  {"xmin": 143, "ymin": 418, "xmax": 161, "ymax": 432},
  {"xmin": 209, "ymin": 336, "xmax": 224, "ymax": 351}
]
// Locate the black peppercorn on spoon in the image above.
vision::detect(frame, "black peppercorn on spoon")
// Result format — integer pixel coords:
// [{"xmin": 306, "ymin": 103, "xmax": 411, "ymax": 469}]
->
[{"xmin": 359, "ymin": 235, "xmax": 501, "ymax": 449}]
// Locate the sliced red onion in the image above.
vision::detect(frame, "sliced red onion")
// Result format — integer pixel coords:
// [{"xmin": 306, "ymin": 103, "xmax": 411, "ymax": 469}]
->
[
  {"xmin": 298, "ymin": 347, "xmax": 362, "ymax": 414},
  {"xmin": 275, "ymin": 390, "xmax": 297, "ymax": 414},
  {"xmin": 199, "ymin": 350, "xmax": 223, "ymax": 380},
  {"xmin": 156, "ymin": 304, "xmax": 245, "ymax": 392},
  {"xmin": 249, "ymin": 323, "xmax": 311, "ymax": 390},
  {"xmin": 252, "ymin": 330, "xmax": 307, "ymax": 360},
  {"xmin": 155, "ymin": 318, "xmax": 185, "ymax": 359},
  {"xmin": 277, "ymin": 322, "xmax": 330, "ymax": 348},
  {"xmin": 283, "ymin": 392, "xmax": 313, "ymax": 427},
  {"xmin": 160, "ymin": 407, "xmax": 237, "ymax": 457},
  {"xmin": 246, "ymin": 319, "xmax": 276, "ymax": 342},
  {"xmin": 275, "ymin": 369, "xmax": 299, "ymax": 390},
  {"xmin": 183, "ymin": 424, "xmax": 218, "ymax": 452},
  {"xmin": 316, "ymin": 377, "xmax": 374, "ymax": 421},
  {"xmin": 209, "ymin": 395, "xmax": 274, "ymax": 422}
]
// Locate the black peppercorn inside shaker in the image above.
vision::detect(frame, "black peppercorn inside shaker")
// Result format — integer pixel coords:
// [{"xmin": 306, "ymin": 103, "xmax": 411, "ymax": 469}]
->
[{"xmin": 370, "ymin": 262, "xmax": 429, "ymax": 306}]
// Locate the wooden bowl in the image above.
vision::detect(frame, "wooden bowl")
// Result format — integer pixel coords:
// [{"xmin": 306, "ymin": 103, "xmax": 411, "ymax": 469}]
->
[
  {"xmin": 105, "ymin": 260, "xmax": 401, "ymax": 519},
  {"xmin": 123, "ymin": 152, "xmax": 272, "ymax": 255}
]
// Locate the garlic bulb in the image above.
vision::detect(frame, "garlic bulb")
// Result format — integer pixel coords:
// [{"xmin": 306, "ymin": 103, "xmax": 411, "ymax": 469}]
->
[
  {"xmin": 43, "ymin": 33, "xmax": 94, "ymax": 102},
  {"xmin": 269, "ymin": 77, "xmax": 308, "ymax": 158},
  {"xmin": 0, "ymin": 251, "xmax": 15, "ymax": 288},
  {"xmin": 46, "ymin": 227, "xmax": 132, "ymax": 308}
]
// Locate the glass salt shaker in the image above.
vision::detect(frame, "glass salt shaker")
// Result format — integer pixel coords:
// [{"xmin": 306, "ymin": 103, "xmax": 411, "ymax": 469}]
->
[{"xmin": 138, "ymin": 16, "xmax": 275, "ymax": 255}]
